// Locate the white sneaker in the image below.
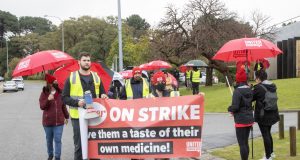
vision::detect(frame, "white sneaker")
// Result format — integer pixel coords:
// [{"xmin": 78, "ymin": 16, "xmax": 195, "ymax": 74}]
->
[
  {"xmin": 260, "ymin": 157, "xmax": 272, "ymax": 160},
  {"xmin": 271, "ymin": 152, "xmax": 276, "ymax": 158}
]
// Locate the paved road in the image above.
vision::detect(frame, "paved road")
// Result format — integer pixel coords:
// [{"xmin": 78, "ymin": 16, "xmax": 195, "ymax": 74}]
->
[{"xmin": 0, "ymin": 81, "xmax": 298, "ymax": 159}]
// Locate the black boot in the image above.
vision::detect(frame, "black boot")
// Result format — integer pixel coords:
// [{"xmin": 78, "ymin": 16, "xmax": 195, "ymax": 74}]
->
[{"xmin": 47, "ymin": 155, "xmax": 53, "ymax": 160}]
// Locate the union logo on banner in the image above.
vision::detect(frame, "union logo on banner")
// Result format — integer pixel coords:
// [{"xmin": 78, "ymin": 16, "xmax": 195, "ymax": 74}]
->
[
  {"xmin": 17, "ymin": 59, "xmax": 30, "ymax": 70},
  {"xmin": 51, "ymin": 52, "xmax": 67, "ymax": 58}
]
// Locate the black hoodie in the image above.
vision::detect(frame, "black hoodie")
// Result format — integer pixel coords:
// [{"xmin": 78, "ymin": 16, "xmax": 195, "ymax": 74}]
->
[
  {"xmin": 253, "ymin": 80, "xmax": 280, "ymax": 125},
  {"xmin": 228, "ymin": 83, "xmax": 254, "ymax": 124}
]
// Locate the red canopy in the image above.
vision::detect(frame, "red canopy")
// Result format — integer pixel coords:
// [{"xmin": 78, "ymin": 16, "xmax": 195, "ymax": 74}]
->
[
  {"xmin": 213, "ymin": 38, "xmax": 282, "ymax": 62},
  {"xmin": 13, "ymin": 50, "xmax": 74, "ymax": 77},
  {"xmin": 53, "ymin": 61, "xmax": 112, "ymax": 92}
]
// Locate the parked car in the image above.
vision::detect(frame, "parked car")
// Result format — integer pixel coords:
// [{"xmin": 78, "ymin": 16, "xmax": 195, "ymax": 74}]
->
[
  {"xmin": 0, "ymin": 76, "xmax": 4, "ymax": 82},
  {"xmin": 200, "ymin": 72, "xmax": 219, "ymax": 84},
  {"xmin": 12, "ymin": 77, "xmax": 24, "ymax": 90},
  {"xmin": 3, "ymin": 81, "xmax": 19, "ymax": 92}
]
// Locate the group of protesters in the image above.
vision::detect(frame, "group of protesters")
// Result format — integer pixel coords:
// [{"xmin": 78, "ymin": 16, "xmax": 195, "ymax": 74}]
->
[
  {"xmin": 39, "ymin": 52, "xmax": 186, "ymax": 160},
  {"xmin": 38, "ymin": 52, "xmax": 278, "ymax": 160},
  {"xmin": 228, "ymin": 60, "xmax": 279, "ymax": 160}
]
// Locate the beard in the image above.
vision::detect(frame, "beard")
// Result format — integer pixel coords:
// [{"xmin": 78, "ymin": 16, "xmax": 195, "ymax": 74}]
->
[{"xmin": 80, "ymin": 64, "xmax": 91, "ymax": 71}]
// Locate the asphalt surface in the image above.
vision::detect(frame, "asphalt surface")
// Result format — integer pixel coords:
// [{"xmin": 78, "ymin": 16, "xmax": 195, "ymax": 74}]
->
[{"xmin": 0, "ymin": 81, "xmax": 298, "ymax": 160}]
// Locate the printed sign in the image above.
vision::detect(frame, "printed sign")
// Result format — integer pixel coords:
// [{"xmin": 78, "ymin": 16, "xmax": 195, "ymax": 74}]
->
[{"xmin": 85, "ymin": 95, "xmax": 204, "ymax": 159}]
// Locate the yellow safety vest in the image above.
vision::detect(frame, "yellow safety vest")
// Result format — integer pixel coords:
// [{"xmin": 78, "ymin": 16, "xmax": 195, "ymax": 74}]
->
[
  {"xmin": 191, "ymin": 70, "xmax": 201, "ymax": 83},
  {"xmin": 69, "ymin": 71, "xmax": 101, "ymax": 119},
  {"xmin": 125, "ymin": 78, "xmax": 149, "ymax": 99},
  {"xmin": 186, "ymin": 70, "xmax": 191, "ymax": 79}
]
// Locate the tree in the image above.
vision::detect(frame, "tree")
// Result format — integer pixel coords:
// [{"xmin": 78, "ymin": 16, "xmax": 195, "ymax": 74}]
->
[
  {"xmin": 0, "ymin": 10, "xmax": 19, "ymax": 37},
  {"xmin": 64, "ymin": 16, "xmax": 117, "ymax": 61},
  {"xmin": 106, "ymin": 25, "xmax": 151, "ymax": 68},
  {"xmin": 19, "ymin": 16, "xmax": 55, "ymax": 35},
  {"xmin": 125, "ymin": 14, "xmax": 150, "ymax": 38},
  {"xmin": 151, "ymin": 0, "xmax": 254, "ymax": 86},
  {"xmin": 251, "ymin": 10, "xmax": 278, "ymax": 40},
  {"xmin": 4, "ymin": 57, "xmax": 20, "ymax": 79}
]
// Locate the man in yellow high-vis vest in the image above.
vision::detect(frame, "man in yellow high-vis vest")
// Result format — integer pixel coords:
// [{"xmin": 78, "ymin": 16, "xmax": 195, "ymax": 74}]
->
[
  {"xmin": 62, "ymin": 52, "xmax": 108, "ymax": 160},
  {"xmin": 190, "ymin": 67, "xmax": 201, "ymax": 95},
  {"xmin": 120, "ymin": 67, "xmax": 151, "ymax": 100}
]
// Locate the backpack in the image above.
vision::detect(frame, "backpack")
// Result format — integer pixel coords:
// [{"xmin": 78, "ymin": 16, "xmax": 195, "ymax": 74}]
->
[{"xmin": 259, "ymin": 84, "xmax": 278, "ymax": 111}]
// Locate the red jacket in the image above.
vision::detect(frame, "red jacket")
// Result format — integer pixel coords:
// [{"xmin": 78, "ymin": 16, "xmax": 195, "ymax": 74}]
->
[{"xmin": 39, "ymin": 90, "xmax": 69, "ymax": 126}]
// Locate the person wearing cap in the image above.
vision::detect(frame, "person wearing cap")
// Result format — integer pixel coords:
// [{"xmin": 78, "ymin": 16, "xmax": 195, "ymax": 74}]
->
[
  {"xmin": 120, "ymin": 67, "xmax": 151, "ymax": 100},
  {"xmin": 62, "ymin": 52, "xmax": 108, "ymax": 160},
  {"xmin": 149, "ymin": 71, "xmax": 180, "ymax": 98},
  {"xmin": 228, "ymin": 69, "xmax": 254, "ymax": 160},
  {"xmin": 39, "ymin": 74, "xmax": 69, "ymax": 160}
]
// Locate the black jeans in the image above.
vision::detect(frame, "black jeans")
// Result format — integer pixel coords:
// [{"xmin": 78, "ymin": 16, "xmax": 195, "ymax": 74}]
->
[
  {"xmin": 258, "ymin": 124, "xmax": 273, "ymax": 159},
  {"xmin": 236, "ymin": 127, "xmax": 251, "ymax": 160},
  {"xmin": 71, "ymin": 119, "xmax": 82, "ymax": 160},
  {"xmin": 192, "ymin": 82, "xmax": 200, "ymax": 95}
]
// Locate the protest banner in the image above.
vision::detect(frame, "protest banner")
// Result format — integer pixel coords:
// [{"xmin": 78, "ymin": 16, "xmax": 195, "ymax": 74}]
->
[{"xmin": 83, "ymin": 95, "xmax": 204, "ymax": 159}]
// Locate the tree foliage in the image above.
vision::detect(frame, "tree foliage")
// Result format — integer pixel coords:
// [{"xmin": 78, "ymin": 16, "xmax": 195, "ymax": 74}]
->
[
  {"xmin": 19, "ymin": 16, "xmax": 55, "ymax": 35},
  {"xmin": 106, "ymin": 24, "xmax": 151, "ymax": 68},
  {"xmin": 0, "ymin": 10, "xmax": 19, "ymax": 36},
  {"xmin": 126, "ymin": 14, "xmax": 150, "ymax": 38},
  {"xmin": 151, "ymin": 0, "xmax": 254, "ymax": 85}
]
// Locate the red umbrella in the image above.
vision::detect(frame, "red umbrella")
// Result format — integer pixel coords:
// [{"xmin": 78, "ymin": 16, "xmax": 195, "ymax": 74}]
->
[
  {"xmin": 179, "ymin": 65, "xmax": 187, "ymax": 72},
  {"xmin": 146, "ymin": 60, "xmax": 172, "ymax": 70},
  {"xmin": 119, "ymin": 70, "xmax": 133, "ymax": 79},
  {"xmin": 259, "ymin": 58, "xmax": 270, "ymax": 69},
  {"xmin": 167, "ymin": 73, "xmax": 178, "ymax": 88},
  {"xmin": 139, "ymin": 63, "xmax": 149, "ymax": 70},
  {"xmin": 53, "ymin": 61, "xmax": 113, "ymax": 92},
  {"xmin": 13, "ymin": 50, "xmax": 74, "ymax": 77},
  {"xmin": 213, "ymin": 38, "xmax": 282, "ymax": 62}
]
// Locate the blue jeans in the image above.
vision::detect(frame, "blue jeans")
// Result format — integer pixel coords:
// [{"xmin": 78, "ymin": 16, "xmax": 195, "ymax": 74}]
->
[{"xmin": 44, "ymin": 125, "xmax": 64, "ymax": 158}]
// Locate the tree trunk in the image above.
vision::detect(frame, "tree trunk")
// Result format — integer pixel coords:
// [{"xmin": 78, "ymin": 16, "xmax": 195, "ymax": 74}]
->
[{"xmin": 205, "ymin": 67, "xmax": 213, "ymax": 86}]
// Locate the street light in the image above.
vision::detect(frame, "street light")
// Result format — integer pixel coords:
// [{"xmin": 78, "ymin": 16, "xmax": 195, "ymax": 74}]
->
[
  {"xmin": 44, "ymin": 15, "xmax": 64, "ymax": 52},
  {"xmin": 118, "ymin": 0, "xmax": 123, "ymax": 71},
  {"xmin": 5, "ymin": 38, "xmax": 8, "ymax": 73}
]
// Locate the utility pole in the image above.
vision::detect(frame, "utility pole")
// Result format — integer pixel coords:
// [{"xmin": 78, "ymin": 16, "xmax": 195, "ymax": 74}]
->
[{"xmin": 118, "ymin": 0, "xmax": 123, "ymax": 71}]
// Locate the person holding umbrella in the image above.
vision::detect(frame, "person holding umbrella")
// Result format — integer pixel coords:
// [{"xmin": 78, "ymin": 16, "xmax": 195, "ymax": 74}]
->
[
  {"xmin": 62, "ymin": 52, "xmax": 108, "ymax": 160},
  {"xmin": 39, "ymin": 74, "xmax": 69, "ymax": 160},
  {"xmin": 228, "ymin": 69, "xmax": 254, "ymax": 160}
]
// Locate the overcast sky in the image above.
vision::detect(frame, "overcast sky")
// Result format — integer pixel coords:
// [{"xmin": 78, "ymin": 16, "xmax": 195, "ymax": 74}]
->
[{"xmin": 1, "ymin": 0, "xmax": 300, "ymax": 27}]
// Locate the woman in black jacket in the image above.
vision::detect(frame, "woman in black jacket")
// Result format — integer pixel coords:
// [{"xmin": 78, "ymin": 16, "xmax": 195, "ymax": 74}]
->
[
  {"xmin": 253, "ymin": 70, "xmax": 279, "ymax": 160},
  {"xmin": 228, "ymin": 69, "xmax": 254, "ymax": 160}
]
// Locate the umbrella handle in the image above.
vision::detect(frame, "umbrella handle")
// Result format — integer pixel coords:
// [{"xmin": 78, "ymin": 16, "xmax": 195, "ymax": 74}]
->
[{"xmin": 225, "ymin": 76, "xmax": 233, "ymax": 95}]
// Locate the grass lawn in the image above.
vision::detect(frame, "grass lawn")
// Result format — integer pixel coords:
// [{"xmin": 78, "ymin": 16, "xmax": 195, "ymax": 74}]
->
[
  {"xmin": 179, "ymin": 78, "xmax": 300, "ymax": 112},
  {"xmin": 211, "ymin": 130, "xmax": 300, "ymax": 160}
]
